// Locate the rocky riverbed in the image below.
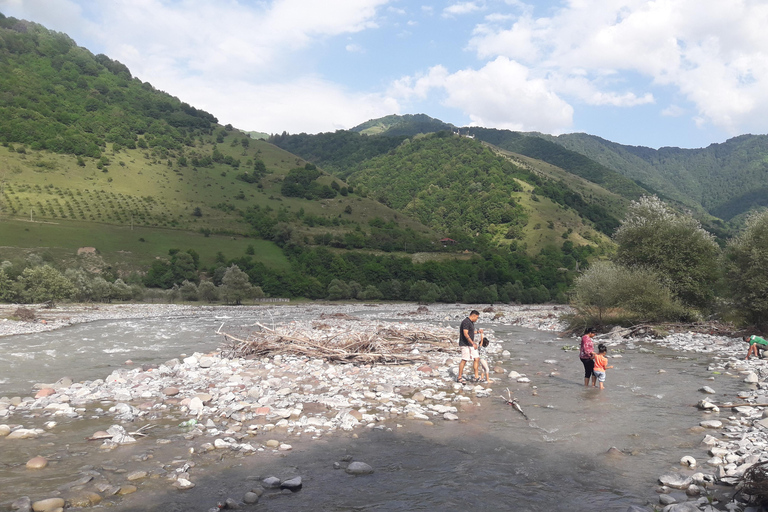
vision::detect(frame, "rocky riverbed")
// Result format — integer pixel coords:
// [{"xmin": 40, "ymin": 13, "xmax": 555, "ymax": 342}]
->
[
  {"xmin": 1, "ymin": 303, "xmax": 766, "ymax": 511},
  {"xmin": 599, "ymin": 327, "xmax": 768, "ymax": 511},
  {"xmin": 0, "ymin": 303, "xmax": 564, "ymax": 511}
]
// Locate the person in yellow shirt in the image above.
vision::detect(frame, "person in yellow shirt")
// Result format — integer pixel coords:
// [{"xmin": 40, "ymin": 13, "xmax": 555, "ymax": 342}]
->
[{"xmin": 591, "ymin": 343, "xmax": 614, "ymax": 390}]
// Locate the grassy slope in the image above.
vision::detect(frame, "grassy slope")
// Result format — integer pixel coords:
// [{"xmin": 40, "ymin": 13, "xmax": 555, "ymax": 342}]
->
[
  {"xmin": 0, "ymin": 131, "xmax": 436, "ymax": 272},
  {"xmin": 0, "ymin": 218, "xmax": 289, "ymax": 272}
]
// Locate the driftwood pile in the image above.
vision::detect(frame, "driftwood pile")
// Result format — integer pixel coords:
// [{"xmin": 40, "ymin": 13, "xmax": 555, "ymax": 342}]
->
[{"xmin": 217, "ymin": 321, "xmax": 456, "ymax": 365}]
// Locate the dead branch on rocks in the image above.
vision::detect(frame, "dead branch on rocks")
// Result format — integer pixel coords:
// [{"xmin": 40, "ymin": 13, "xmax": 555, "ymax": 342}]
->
[
  {"xmin": 737, "ymin": 460, "xmax": 768, "ymax": 505},
  {"xmin": 217, "ymin": 323, "xmax": 455, "ymax": 365}
]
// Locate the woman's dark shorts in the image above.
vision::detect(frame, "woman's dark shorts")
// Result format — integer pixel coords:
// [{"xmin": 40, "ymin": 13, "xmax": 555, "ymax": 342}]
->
[{"xmin": 580, "ymin": 357, "xmax": 595, "ymax": 379}]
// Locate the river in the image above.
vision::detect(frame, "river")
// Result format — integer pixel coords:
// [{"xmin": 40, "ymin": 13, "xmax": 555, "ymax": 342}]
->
[{"xmin": 0, "ymin": 306, "xmax": 744, "ymax": 511}]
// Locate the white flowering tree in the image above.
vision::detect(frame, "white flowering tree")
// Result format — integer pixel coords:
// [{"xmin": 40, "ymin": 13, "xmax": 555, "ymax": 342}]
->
[{"xmin": 614, "ymin": 196, "xmax": 720, "ymax": 309}]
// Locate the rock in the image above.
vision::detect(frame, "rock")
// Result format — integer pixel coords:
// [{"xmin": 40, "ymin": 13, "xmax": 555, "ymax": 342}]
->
[
  {"xmin": 345, "ymin": 462, "xmax": 374, "ymax": 475},
  {"xmin": 214, "ymin": 439, "xmax": 231, "ymax": 449},
  {"xmin": 662, "ymin": 504, "xmax": 699, "ymax": 512},
  {"xmin": 680, "ymin": 456, "xmax": 697, "ymax": 468},
  {"xmin": 11, "ymin": 496, "xmax": 31, "ymax": 512},
  {"xmin": 31, "ymin": 498, "xmax": 65, "ymax": 512},
  {"xmin": 507, "ymin": 371, "xmax": 522, "ymax": 379},
  {"xmin": 493, "ymin": 366, "xmax": 505, "ymax": 374},
  {"xmin": 199, "ymin": 356, "xmax": 215, "ymax": 368},
  {"xmin": 659, "ymin": 494, "xmax": 676, "ymax": 505},
  {"xmin": 26, "ymin": 456, "xmax": 48, "ymax": 469},
  {"xmin": 279, "ymin": 443, "xmax": 292, "ymax": 451},
  {"xmin": 685, "ymin": 484, "xmax": 701, "ymax": 496},
  {"xmin": 517, "ymin": 377, "xmax": 531, "ymax": 383},
  {"xmin": 263, "ymin": 476, "xmax": 281, "ymax": 488},
  {"xmin": 163, "ymin": 387, "xmax": 180, "ymax": 396},
  {"xmin": 0, "ymin": 424, "xmax": 10, "ymax": 436},
  {"xmin": 605, "ymin": 447, "xmax": 624, "ymax": 457},
  {"xmin": 35, "ymin": 388, "xmax": 55, "ymax": 399},
  {"xmin": 443, "ymin": 412, "xmax": 459, "ymax": 421},
  {"xmin": 66, "ymin": 492, "xmax": 101, "ymax": 507},
  {"xmin": 699, "ymin": 386, "xmax": 716, "ymax": 394},
  {"xmin": 697, "ymin": 400, "xmax": 719, "ymax": 412},
  {"xmin": 659, "ymin": 473, "xmax": 693, "ymax": 489},
  {"xmin": 745, "ymin": 372, "xmax": 759, "ymax": 384},
  {"xmin": 417, "ymin": 365, "xmax": 433, "ymax": 374},
  {"xmin": 413, "ymin": 392, "xmax": 425, "ymax": 402},
  {"xmin": 8, "ymin": 429, "xmax": 39, "ymax": 439},
  {"xmin": 700, "ymin": 435, "xmax": 718, "ymax": 447},
  {"xmin": 127, "ymin": 470, "xmax": 147, "ymax": 481},
  {"xmin": 189, "ymin": 397, "xmax": 204, "ymax": 413},
  {"xmin": 174, "ymin": 478, "xmax": 195, "ymax": 490},
  {"xmin": 280, "ymin": 476, "xmax": 302, "ymax": 492},
  {"xmin": 699, "ymin": 420, "xmax": 723, "ymax": 429},
  {"xmin": 54, "ymin": 377, "xmax": 72, "ymax": 389},
  {"xmin": 265, "ymin": 439, "xmax": 280, "ymax": 448},
  {"xmin": 243, "ymin": 492, "xmax": 260, "ymax": 504},
  {"xmin": 223, "ymin": 498, "xmax": 241, "ymax": 509},
  {"xmin": 117, "ymin": 485, "xmax": 137, "ymax": 495}
]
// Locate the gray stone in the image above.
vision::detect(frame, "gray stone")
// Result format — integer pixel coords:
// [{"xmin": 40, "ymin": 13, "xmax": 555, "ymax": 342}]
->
[
  {"xmin": 659, "ymin": 494, "xmax": 676, "ymax": 505},
  {"xmin": 262, "ymin": 476, "xmax": 281, "ymax": 488},
  {"xmin": 345, "ymin": 461, "xmax": 374, "ymax": 475},
  {"xmin": 199, "ymin": 356, "xmax": 215, "ymax": 368},
  {"xmin": 659, "ymin": 473, "xmax": 693, "ymax": 489},
  {"xmin": 280, "ymin": 476, "xmax": 302, "ymax": 492},
  {"xmin": 223, "ymin": 498, "xmax": 241, "ymax": 509},
  {"xmin": 662, "ymin": 503, "xmax": 700, "ymax": 512},
  {"xmin": 243, "ymin": 492, "xmax": 260, "ymax": 504},
  {"xmin": 745, "ymin": 372, "xmax": 759, "ymax": 384},
  {"xmin": 699, "ymin": 386, "xmax": 716, "ymax": 394},
  {"xmin": 699, "ymin": 419, "xmax": 722, "ymax": 429},
  {"xmin": 10, "ymin": 496, "xmax": 31, "ymax": 512}
]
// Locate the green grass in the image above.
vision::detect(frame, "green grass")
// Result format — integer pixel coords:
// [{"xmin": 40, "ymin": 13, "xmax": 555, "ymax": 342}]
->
[{"xmin": 0, "ymin": 218, "xmax": 289, "ymax": 271}]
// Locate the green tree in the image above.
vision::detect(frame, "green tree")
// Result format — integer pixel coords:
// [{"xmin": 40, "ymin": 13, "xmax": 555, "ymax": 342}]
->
[
  {"xmin": 0, "ymin": 270, "xmax": 16, "ymax": 302},
  {"xmin": 220, "ymin": 264, "xmax": 252, "ymax": 305},
  {"xmin": 179, "ymin": 280, "xmax": 199, "ymax": 301},
  {"xmin": 614, "ymin": 196, "xmax": 720, "ymax": 309},
  {"xmin": 724, "ymin": 210, "xmax": 768, "ymax": 325},
  {"xmin": 17, "ymin": 265, "xmax": 75, "ymax": 303},
  {"xmin": 198, "ymin": 280, "xmax": 218, "ymax": 302}
]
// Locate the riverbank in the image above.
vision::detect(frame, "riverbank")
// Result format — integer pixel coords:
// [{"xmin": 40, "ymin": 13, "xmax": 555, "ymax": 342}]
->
[{"xmin": 600, "ymin": 326, "xmax": 768, "ymax": 510}]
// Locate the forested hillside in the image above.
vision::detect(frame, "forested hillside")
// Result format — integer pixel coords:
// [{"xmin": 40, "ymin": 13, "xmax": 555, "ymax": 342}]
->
[{"xmin": 545, "ymin": 133, "xmax": 768, "ymax": 221}]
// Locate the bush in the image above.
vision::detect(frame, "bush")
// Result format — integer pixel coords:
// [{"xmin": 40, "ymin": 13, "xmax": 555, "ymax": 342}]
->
[{"xmin": 571, "ymin": 261, "xmax": 689, "ymax": 325}]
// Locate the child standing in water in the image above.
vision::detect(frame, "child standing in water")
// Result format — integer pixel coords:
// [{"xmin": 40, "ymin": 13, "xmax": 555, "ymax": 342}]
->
[
  {"xmin": 592, "ymin": 343, "xmax": 613, "ymax": 390},
  {"xmin": 477, "ymin": 332, "xmax": 492, "ymax": 383}
]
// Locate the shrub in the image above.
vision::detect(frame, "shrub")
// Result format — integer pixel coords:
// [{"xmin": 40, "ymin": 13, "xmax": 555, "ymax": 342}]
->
[{"xmin": 571, "ymin": 261, "xmax": 689, "ymax": 325}]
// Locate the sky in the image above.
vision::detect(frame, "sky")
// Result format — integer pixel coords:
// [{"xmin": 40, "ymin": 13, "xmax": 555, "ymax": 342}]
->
[{"xmin": 2, "ymin": 0, "xmax": 768, "ymax": 149}]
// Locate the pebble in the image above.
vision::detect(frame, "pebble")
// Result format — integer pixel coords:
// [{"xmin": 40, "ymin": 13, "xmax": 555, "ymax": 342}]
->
[
  {"xmin": 243, "ymin": 492, "xmax": 260, "ymax": 504},
  {"xmin": 699, "ymin": 420, "xmax": 722, "ymax": 429},
  {"xmin": 126, "ymin": 470, "xmax": 147, "ymax": 481},
  {"xmin": 280, "ymin": 476, "xmax": 302, "ymax": 492},
  {"xmin": 31, "ymin": 498, "xmax": 65, "ymax": 512},
  {"xmin": 25, "ymin": 456, "xmax": 48, "ymax": 469},
  {"xmin": 262, "ymin": 476, "xmax": 281, "ymax": 489},
  {"xmin": 345, "ymin": 462, "xmax": 374, "ymax": 475},
  {"xmin": 117, "ymin": 485, "xmax": 137, "ymax": 495}
]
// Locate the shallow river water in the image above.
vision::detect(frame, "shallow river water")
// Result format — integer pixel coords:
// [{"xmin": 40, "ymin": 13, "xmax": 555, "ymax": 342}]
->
[{"xmin": 0, "ymin": 307, "xmax": 746, "ymax": 511}]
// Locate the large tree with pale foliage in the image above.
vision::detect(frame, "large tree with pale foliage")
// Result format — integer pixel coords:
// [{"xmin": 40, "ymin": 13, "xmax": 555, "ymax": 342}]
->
[
  {"xmin": 613, "ymin": 196, "xmax": 720, "ymax": 309},
  {"xmin": 724, "ymin": 210, "xmax": 768, "ymax": 325}
]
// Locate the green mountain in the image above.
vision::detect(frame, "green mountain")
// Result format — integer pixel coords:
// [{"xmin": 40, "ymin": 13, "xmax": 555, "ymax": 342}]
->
[
  {"xmin": 351, "ymin": 113, "xmax": 454, "ymax": 136},
  {"xmin": 540, "ymin": 133, "xmax": 768, "ymax": 221}
]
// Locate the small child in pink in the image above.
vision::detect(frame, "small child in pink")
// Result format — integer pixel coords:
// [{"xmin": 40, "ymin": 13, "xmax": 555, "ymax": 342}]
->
[{"xmin": 591, "ymin": 343, "xmax": 614, "ymax": 390}]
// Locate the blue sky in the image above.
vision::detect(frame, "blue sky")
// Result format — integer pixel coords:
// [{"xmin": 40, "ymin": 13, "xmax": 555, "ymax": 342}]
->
[{"xmin": 1, "ymin": 0, "xmax": 767, "ymax": 149}]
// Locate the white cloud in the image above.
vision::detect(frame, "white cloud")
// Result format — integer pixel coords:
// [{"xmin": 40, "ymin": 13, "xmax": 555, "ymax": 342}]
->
[
  {"xmin": 467, "ymin": 0, "xmax": 768, "ymax": 134},
  {"xmin": 392, "ymin": 57, "xmax": 573, "ymax": 132},
  {"xmin": 179, "ymin": 76, "xmax": 400, "ymax": 134},
  {"xmin": 662, "ymin": 105, "xmax": 685, "ymax": 117},
  {"xmin": 443, "ymin": 1, "xmax": 484, "ymax": 18},
  {"xmin": 346, "ymin": 43, "xmax": 365, "ymax": 53}
]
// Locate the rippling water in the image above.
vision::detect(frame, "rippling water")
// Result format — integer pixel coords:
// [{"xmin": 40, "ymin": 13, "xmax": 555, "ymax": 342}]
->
[{"xmin": 0, "ymin": 308, "xmax": 746, "ymax": 511}]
